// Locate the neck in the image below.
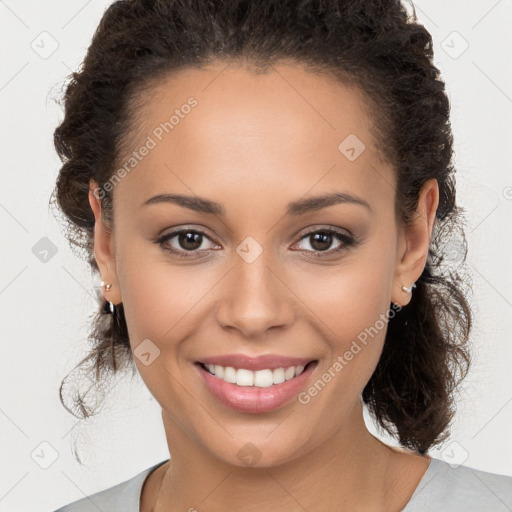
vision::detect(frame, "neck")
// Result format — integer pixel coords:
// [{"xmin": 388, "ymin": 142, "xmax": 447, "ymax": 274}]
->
[{"xmin": 148, "ymin": 402, "xmax": 427, "ymax": 512}]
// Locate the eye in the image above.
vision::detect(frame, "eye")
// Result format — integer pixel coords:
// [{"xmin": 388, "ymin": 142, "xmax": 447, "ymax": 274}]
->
[
  {"xmin": 155, "ymin": 225, "xmax": 359, "ymax": 260},
  {"xmin": 156, "ymin": 228, "xmax": 220, "ymax": 258},
  {"xmin": 292, "ymin": 227, "xmax": 357, "ymax": 256}
]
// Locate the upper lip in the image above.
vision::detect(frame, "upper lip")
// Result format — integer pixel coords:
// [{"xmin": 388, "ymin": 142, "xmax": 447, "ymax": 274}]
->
[{"xmin": 197, "ymin": 354, "xmax": 316, "ymax": 371}]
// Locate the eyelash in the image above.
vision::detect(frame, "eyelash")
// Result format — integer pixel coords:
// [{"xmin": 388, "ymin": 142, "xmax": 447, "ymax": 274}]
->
[{"xmin": 155, "ymin": 226, "xmax": 359, "ymax": 260}]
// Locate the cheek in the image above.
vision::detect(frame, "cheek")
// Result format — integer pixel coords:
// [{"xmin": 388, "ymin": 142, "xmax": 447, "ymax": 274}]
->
[
  {"xmin": 116, "ymin": 251, "xmax": 214, "ymax": 410},
  {"xmin": 296, "ymin": 250, "xmax": 395, "ymax": 341},
  {"xmin": 116, "ymin": 224, "xmax": 396, "ymax": 407},
  {"xmin": 118, "ymin": 232, "xmax": 396, "ymax": 347},
  {"xmin": 293, "ymin": 249, "xmax": 396, "ymax": 405},
  {"xmin": 115, "ymin": 236, "xmax": 223, "ymax": 365}
]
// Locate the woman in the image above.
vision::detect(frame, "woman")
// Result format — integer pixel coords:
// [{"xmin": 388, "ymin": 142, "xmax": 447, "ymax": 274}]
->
[{"xmin": 51, "ymin": 0, "xmax": 512, "ymax": 510}]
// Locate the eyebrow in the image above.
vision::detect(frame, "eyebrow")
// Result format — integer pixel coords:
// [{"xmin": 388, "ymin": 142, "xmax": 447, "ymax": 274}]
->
[{"xmin": 141, "ymin": 191, "xmax": 372, "ymax": 215}]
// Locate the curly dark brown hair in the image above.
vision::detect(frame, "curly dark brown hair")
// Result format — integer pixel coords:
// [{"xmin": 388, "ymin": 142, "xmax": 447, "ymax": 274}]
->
[{"xmin": 51, "ymin": 0, "xmax": 472, "ymax": 455}]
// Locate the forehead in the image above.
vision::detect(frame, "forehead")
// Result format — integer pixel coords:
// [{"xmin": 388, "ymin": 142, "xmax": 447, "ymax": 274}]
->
[{"xmin": 114, "ymin": 61, "xmax": 394, "ymax": 213}]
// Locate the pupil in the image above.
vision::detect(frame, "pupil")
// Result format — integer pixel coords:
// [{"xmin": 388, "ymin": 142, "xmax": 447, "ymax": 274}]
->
[
  {"xmin": 311, "ymin": 232, "xmax": 332, "ymax": 251},
  {"xmin": 179, "ymin": 232, "xmax": 202, "ymax": 250}
]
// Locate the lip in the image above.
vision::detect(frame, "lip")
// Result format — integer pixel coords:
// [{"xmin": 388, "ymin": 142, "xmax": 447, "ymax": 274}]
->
[
  {"xmin": 196, "ymin": 353, "xmax": 314, "ymax": 371},
  {"xmin": 195, "ymin": 359, "xmax": 318, "ymax": 414}
]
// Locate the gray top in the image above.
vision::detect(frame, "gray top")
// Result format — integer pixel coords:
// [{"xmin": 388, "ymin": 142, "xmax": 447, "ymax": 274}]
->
[{"xmin": 52, "ymin": 457, "xmax": 512, "ymax": 511}]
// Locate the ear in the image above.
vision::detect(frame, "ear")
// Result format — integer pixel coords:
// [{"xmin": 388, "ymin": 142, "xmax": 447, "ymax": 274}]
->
[
  {"xmin": 391, "ymin": 178, "xmax": 439, "ymax": 306},
  {"xmin": 88, "ymin": 180, "xmax": 122, "ymax": 305}
]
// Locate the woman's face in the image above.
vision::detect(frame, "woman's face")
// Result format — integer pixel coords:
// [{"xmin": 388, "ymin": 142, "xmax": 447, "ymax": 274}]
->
[{"xmin": 90, "ymin": 61, "xmax": 434, "ymax": 467}]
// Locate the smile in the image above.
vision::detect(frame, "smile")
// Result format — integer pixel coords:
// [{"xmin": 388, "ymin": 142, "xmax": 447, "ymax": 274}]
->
[
  {"xmin": 195, "ymin": 358, "xmax": 318, "ymax": 413},
  {"xmin": 199, "ymin": 362, "xmax": 312, "ymax": 387}
]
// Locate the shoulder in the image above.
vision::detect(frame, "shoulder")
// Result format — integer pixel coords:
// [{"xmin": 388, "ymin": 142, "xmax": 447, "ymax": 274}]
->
[
  {"xmin": 51, "ymin": 460, "xmax": 169, "ymax": 512},
  {"xmin": 404, "ymin": 457, "xmax": 512, "ymax": 511}
]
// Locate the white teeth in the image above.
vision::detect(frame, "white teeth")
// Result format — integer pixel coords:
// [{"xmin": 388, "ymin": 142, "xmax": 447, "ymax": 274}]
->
[
  {"xmin": 236, "ymin": 369, "xmax": 254, "ymax": 386},
  {"xmin": 223, "ymin": 366, "xmax": 237, "ymax": 383},
  {"xmin": 203, "ymin": 363, "xmax": 309, "ymax": 386},
  {"xmin": 284, "ymin": 366, "xmax": 296, "ymax": 380},
  {"xmin": 272, "ymin": 367, "xmax": 285, "ymax": 384},
  {"xmin": 254, "ymin": 369, "xmax": 274, "ymax": 388},
  {"xmin": 214, "ymin": 365, "xmax": 224, "ymax": 379}
]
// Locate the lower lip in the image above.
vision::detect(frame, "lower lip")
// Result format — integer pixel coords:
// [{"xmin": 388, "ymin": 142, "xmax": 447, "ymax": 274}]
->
[{"xmin": 195, "ymin": 362, "xmax": 317, "ymax": 413}]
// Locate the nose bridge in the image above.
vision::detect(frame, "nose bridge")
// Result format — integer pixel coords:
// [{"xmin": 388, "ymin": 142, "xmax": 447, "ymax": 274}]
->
[{"xmin": 216, "ymin": 239, "xmax": 294, "ymax": 337}]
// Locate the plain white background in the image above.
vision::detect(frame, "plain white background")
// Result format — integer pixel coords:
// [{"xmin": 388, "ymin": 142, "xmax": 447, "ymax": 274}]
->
[{"xmin": 1, "ymin": 1, "xmax": 511, "ymax": 510}]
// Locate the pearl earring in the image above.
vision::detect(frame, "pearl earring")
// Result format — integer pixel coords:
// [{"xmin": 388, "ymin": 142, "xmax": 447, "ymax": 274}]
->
[
  {"xmin": 401, "ymin": 283, "xmax": 416, "ymax": 294},
  {"xmin": 100, "ymin": 281, "xmax": 115, "ymax": 314},
  {"xmin": 100, "ymin": 280, "xmax": 112, "ymax": 291}
]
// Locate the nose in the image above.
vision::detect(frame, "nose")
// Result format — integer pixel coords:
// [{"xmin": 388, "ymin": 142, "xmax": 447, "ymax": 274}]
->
[{"xmin": 215, "ymin": 250, "xmax": 295, "ymax": 339}]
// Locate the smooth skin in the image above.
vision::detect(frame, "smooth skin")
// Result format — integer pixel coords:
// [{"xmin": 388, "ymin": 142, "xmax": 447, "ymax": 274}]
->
[{"xmin": 88, "ymin": 60, "xmax": 438, "ymax": 511}]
